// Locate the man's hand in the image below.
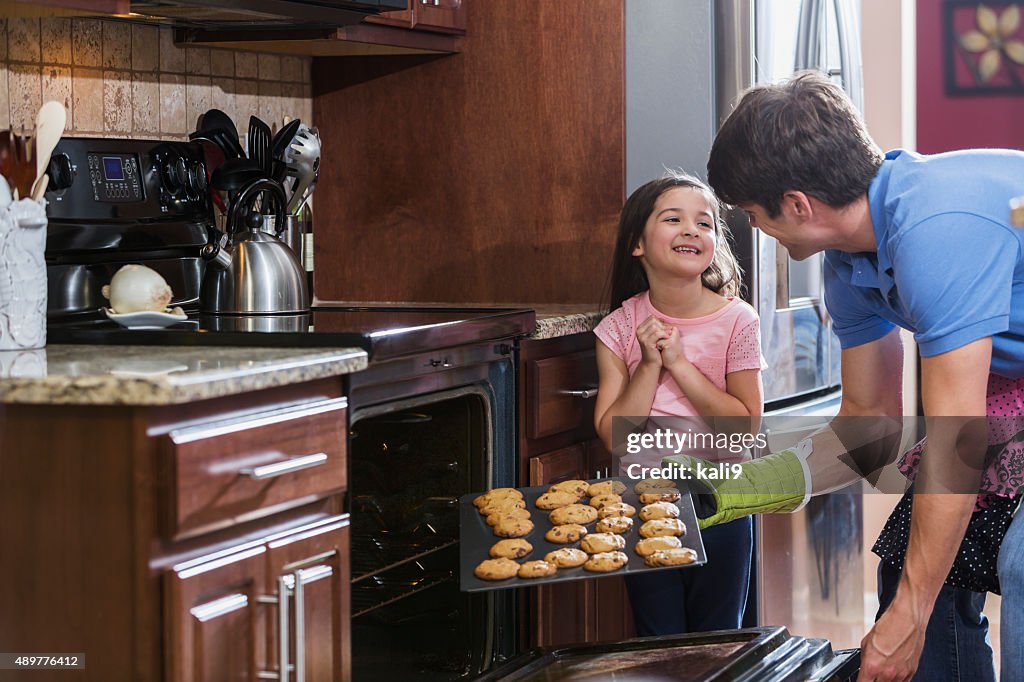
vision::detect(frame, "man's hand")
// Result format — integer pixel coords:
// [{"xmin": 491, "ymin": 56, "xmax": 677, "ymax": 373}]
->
[
  {"xmin": 858, "ymin": 592, "xmax": 928, "ymax": 682},
  {"xmin": 665, "ymin": 449, "xmax": 808, "ymax": 529}
]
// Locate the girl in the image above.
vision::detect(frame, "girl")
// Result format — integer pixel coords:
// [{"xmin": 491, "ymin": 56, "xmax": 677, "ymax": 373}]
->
[{"xmin": 593, "ymin": 171, "xmax": 765, "ymax": 635}]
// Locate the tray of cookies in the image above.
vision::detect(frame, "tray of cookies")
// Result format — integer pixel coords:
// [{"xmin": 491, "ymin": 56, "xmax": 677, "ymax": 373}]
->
[{"xmin": 459, "ymin": 476, "xmax": 707, "ymax": 592}]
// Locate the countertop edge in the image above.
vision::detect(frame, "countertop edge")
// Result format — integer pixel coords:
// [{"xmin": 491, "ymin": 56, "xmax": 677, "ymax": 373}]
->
[
  {"xmin": 528, "ymin": 311, "xmax": 605, "ymax": 340},
  {"xmin": 0, "ymin": 346, "xmax": 368, "ymax": 406}
]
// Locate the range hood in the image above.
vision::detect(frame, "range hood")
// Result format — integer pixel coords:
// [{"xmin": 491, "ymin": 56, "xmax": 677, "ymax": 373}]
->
[{"xmin": 128, "ymin": 0, "xmax": 405, "ymax": 30}]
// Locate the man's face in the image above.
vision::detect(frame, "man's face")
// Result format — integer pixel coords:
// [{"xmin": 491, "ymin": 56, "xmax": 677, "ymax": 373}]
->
[{"xmin": 739, "ymin": 202, "xmax": 819, "ymax": 261}]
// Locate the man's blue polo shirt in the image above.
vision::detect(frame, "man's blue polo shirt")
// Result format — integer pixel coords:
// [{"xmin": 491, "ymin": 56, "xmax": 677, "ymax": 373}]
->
[{"xmin": 823, "ymin": 148, "xmax": 1024, "ymax": 379}]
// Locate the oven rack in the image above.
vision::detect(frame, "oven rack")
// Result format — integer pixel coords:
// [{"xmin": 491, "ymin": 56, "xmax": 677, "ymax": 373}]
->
[
  {"xmin": 350, "ymin": 532, "xmax": 459, "ymax": 583},
  {"xmin": 351, "ymin": 562, "xmax": 455, "ymax": 618}
]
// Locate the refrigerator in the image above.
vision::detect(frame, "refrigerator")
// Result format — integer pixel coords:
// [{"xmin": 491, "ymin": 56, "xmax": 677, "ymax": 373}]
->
[{"xmin": 624, "ymin": 0, "xmax": 865, "ymax": 649}]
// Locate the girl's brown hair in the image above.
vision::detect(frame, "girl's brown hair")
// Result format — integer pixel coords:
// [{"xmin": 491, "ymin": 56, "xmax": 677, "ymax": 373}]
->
[{"xmin": 606, "ymin": 171, "xmax": 742, "ymax": 312}]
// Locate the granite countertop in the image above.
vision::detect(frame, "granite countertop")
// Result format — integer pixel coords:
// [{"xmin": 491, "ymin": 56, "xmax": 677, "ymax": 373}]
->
[
  {"xmin": 0, "ymin": 345, "xmax": 368, "ymax": 406},
  {"xmin": 0, "ymin": 305, "xmax": 601, "ymax": 406},
  {"xmin": 529, "ymin": 305, "xmax": 605, "ymax": 340}
]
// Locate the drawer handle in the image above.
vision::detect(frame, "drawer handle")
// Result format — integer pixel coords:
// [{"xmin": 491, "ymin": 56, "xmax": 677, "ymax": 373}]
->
[
  {"xmin": 240, "ymin": 452, "xmax": 328, "ymax": 480},
  {"xmin": 562, "ymin": 388, "xmax": 598, "ymax": 399}
]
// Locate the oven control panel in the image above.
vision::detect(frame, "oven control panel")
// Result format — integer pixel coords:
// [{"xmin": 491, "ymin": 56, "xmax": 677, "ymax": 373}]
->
[
  {"xmin": 88, "ymin": 153, "xmax": 142, "ymax": 203},
  {"xmin": 44, "ymin": 137, "xmax": 212, "ymax": 223}
]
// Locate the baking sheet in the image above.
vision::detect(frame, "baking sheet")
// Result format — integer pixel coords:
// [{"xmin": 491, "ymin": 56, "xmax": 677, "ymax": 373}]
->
[{"xmin": 459, "ymin": 476, "xmax": 706, "ymax": 592}]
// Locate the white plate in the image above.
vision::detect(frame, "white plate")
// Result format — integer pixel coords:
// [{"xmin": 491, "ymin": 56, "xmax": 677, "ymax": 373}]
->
[{"xmin": 103, "ymin": 308, "xmax": 188, "ymax": 330}]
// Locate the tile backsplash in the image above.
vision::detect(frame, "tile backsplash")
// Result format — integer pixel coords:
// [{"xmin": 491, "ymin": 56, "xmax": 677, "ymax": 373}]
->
[{"xmin": 0, "ymin": 17, "xmax": 312, "ymax": 140}]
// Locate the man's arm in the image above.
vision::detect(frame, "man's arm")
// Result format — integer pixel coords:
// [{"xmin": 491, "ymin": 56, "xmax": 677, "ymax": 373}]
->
[
  {"xmin": 661, "ymin": 328, "xmax": 906, "ymax": 525},
  {"xmin": 859, "ymin": 337, "xmax": 990, "ymax": 681},
  {"xmin": 800, "ymin": 326, "xmax": 906, "ymax": 494}
]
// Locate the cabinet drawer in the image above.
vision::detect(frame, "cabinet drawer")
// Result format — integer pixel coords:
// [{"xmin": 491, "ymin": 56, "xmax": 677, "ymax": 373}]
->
[
  {"xmin": 529, "ymin": 445, "xmax": 586, "ymax": 486},
  {"xmin": 527, "ymin": 350, "xmax": 598, "ymax": 439},
  {"xmin": 160, "ymin": 398, "xmax": 348, "ymax": 540}
]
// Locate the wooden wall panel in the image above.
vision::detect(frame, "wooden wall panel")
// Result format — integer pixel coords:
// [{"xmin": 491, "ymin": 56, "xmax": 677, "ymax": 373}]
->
[{"xmin": 312, "ymin": 0, "xmax": 624, "ymax": 304}]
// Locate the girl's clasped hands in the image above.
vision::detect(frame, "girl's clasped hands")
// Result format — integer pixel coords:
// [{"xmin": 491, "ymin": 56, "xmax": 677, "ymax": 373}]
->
[{"xmin": 636, "ymin": 315, "xmax": 685, "ymax": 369}]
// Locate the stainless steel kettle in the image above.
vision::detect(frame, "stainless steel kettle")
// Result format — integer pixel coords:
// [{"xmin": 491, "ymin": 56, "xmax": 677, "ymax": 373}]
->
[{"xmin": 200, "ymin": 178, "xmax": 309, "ymax": 314}]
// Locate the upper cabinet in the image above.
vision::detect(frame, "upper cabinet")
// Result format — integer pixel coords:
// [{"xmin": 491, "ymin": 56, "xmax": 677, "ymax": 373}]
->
[
  {"xmin": 172, "ymin": 0, "xmax": 465, "ymax": 55},
  {"xmin": 0, "ymin": 0, "xmax": 464, "ymax": 56},
  {"xmin": 0, "ymin": 0, "xmax": 128, "ymax": 15},
  {"xmin": 366, "ymin": 0, "xmax": 466, "ymax": 34}
]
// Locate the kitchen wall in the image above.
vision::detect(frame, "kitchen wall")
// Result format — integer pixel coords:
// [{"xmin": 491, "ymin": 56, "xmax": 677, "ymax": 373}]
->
[
  {"xmin": 0, "ymin": 17, "xmax": 311, "ymax": 140},
  {"xmin": 916, "ymin": 0, "xmax": 1024, "ymax": 152}
]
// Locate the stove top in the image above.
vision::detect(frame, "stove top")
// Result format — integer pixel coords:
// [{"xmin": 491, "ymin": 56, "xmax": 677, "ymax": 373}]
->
[{"xmin": 47, "ymin": 306, "xmax": 537, "ymax": 361}]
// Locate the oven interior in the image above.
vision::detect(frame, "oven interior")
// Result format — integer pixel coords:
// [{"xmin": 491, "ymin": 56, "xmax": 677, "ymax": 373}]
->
[{"xmin": 349, "ymin": 389, "xmax": 517, "ymax": 680}]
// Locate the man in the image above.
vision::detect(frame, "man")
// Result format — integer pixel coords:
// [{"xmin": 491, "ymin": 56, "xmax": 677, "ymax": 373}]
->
[{"xmin": 687, "ymin": 71, "xmax": 1024, "ymax": 681}]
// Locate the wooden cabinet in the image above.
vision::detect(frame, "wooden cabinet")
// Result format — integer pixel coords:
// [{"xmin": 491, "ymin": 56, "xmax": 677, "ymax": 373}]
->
[
  {"xmin": 0, "ymin": 378, "xmax": 350, "ymax": 682},
  {"xmin": 520, "ymin": 332, "xmax": 633, "ymax": 648},
  {"xmin": 177, "ymin": 0, "xmax": 464, "ymax": 56},
  {"xmin": 165, "ymin": 543, "xmax": 268, "ymax": 681},
  {"xmin": 367, "ymin": 0, "xmax": 466, "ymax": 34},
  {"xmin": 0, "ymin": 0, "xmax": 127, "ymax": 15},
  {"xmin": 159, "ymin": 398, "xmax": 347, "ymax": 540},
  {"xmin": 166, "ymin": 517, "xmax": 349, "ymax": 682},
  {"xmin": 312, "ymin": 0, "xmax": 623, "ymax": 304}
]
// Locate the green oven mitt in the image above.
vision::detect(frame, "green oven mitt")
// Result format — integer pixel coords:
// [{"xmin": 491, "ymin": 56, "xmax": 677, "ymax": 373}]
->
[{"xmin": 664, "ymin": 447, "xmax": 810, "ymax": 529}]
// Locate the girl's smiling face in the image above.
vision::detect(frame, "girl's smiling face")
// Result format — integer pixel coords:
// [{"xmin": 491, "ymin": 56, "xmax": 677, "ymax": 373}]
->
[{"xmin": 631, "ymin": 186, "xmax": 718, "ymax": 279}]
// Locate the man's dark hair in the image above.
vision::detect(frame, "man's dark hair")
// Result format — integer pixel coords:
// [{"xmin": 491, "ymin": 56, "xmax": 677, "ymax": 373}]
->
[{"xmin": 707, "ymin": 71, "xmax": 884, "ymax": 217}]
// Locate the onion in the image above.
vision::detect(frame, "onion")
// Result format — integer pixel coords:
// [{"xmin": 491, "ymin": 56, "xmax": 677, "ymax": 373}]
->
[{"xmin": 101, "ymin": 264, "xmax": 173, "ymax": 313}]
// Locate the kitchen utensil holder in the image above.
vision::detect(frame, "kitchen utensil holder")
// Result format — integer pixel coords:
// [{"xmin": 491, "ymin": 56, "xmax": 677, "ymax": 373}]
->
[
  {"xmin": 0, "ymin": 198, "xmax": 47, "ymax": 350},
  {"xmin": 262, "ymin": 213, "xmax": 304, "ymax": 264}
]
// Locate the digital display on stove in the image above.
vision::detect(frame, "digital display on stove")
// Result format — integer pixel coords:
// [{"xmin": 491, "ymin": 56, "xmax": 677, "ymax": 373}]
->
[{"xmin": 102, "ymin": 156, "xmax": 124, "ymax": 181}]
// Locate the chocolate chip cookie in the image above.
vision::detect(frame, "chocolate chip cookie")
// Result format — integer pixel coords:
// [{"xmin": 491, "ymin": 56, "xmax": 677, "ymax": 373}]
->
[
  {"xmin": 644, "ymin": 547, "xmax": 699, "ymax": 567},
  {"xmin": 583, "ymin": 551, "xmax": 629, "ymax": 572},
  {"xmin": 489, "ymin": 538, "xmax": 533, "ymax": 559},
  {"xmin": 597, "ymin": 502, "xmax": 637, "ymax": 519},
  {"xmin": 493, "ymin": 517, "xmax": 534, "ymax": 538},
  {"xmin": 518, "ymin": 560, "xmax": 558, "ymax": 579},
  {"xmin": 639, "ymin": 518, "xmax": 686, "ymax": 538},
  {"xmin": 548, "ymin": 479, "xmax": 590, "ymax": 500},
  {"xmin": 474, "ymin": 557, "xmax": 520, "ymax": 580},
  {"xmin": 473, "ymin": 488, "xmax": 524, "ymax": 508},
  {"xmin": 580, "ymin": 532, "xmax": 626, "ymax": 553},
  {"xmin": 634, "ymin": 536, "xmax": 682, "ymax": 557},
  {"xmin": 588, "ymin": 493, "xmax": 623, "ymax": 510},
  {"xmin": 479, "ymin": 496, "xmax": 527, "ymax": 516},
  {"xmin": 595, "ymin": 515, "xmax": 634, "ymax": 534},
  {"xmin": 639, "ymin": 489, "xmax": 681, "ymax": 505},
  {"xmin": 535, "ymin": 490, "xmax": 578, "ymax": 510},
  {"xmin": 587, "ymin": 480, "xmax": 627, "ymax": 498},
  {"xmin": 485, "ymin": 507, "xmax": 532, "ymax": 526},
  {"xmin": 544, "ymin": 547, "xmax": 589, "ymax": 568},
  {"xmin": 545, "ymin": 523, "xmax": 588, "ymax": 544},
  {"xmin": 638, "ymin": 501, "xmax": 681, "ymax": 521},
  {"xmin": 549, "ymin": 503, "xmax": 599, "ymax": 526},
  {"xmin": 634, "ymin": 479, "xmax": 678, "ymax": 494}
]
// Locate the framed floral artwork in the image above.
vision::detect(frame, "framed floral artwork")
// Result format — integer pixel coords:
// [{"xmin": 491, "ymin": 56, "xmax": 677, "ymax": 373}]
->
[{"xmin": 945, "ymin": 1, "xmax": 1024, "ymax": 95}]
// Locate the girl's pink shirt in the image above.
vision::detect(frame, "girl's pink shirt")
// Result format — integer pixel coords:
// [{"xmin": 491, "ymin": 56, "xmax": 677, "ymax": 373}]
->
[
  {"xmin": 595, "ymin": 291, "xmax": 766, "ymax": 417},
  {"xmin": 595, "ymin": 291, "xmax": 766, "ymax": 469}
]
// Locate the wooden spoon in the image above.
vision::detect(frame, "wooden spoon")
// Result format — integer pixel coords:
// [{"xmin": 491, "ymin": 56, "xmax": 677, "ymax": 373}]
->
[{"xmin": 31, "ymin": 101, "xmax": 66, "ymax": 201}]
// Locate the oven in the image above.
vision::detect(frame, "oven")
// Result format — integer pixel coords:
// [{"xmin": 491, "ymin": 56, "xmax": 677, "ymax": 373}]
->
[
  {"xmin": 345, "ymin": 341, "xmax": 521, "ymax": 681},
  {"xmin": 40, "ymin": 136, "xmax": 534, "ymax": 679}
]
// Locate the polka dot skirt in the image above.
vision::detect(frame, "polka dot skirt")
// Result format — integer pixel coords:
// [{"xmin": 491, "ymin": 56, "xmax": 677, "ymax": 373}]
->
[
  {"xmin": 873, "ymin": 490, "xmax": 1018, "ymax": 594},
  {"xmin": 874, "ymin": 373, "xmax": 1024, "ymax": 595}
]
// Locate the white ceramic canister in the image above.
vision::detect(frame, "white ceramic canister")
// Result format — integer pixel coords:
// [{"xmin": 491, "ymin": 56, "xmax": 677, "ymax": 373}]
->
[{"xmin": 0, "ymin": 198, "xmax": 48, "ymax": 350}]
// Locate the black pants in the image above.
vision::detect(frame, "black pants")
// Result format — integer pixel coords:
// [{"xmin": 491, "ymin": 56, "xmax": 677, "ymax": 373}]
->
[{"xmin": 624, "ymin": 516, "xmax": 753, "ymax": 635}]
